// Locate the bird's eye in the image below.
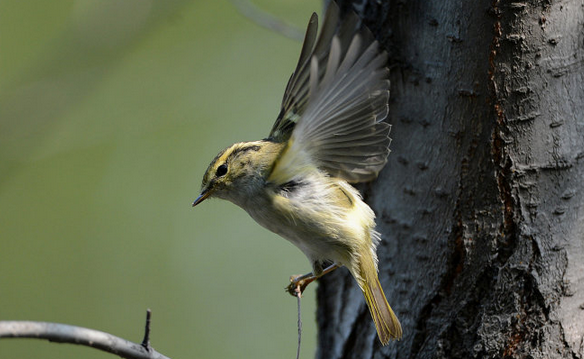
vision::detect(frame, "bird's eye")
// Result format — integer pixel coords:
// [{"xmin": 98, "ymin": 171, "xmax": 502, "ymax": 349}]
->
[{"xmin": 215, "ymin": 164, "xmax": 228, "ymax": 177}]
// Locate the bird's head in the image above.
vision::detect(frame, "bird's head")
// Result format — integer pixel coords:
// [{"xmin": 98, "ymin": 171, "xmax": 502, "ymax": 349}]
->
[{"xmin": 192, "ymin": 141, "xmax": 281, "ymax": 207}]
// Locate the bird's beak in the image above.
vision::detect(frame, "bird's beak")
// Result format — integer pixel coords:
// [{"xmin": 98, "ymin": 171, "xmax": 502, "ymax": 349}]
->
[{"xmin": 192, "ymin": 189, "xmax": 211, "ymax": 207}]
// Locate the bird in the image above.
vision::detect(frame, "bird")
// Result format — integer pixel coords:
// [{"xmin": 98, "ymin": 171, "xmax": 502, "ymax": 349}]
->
[{"xmin": 192, "ymin": 1, "xmax": 402, "ymax": 344}]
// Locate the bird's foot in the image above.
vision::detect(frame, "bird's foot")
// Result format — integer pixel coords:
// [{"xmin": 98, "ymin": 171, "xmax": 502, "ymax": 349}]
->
[
  {"xmin": 285, "ymin": 264, "xmax": 339, "ymax": 297},
  {"xmin": 286, "ymin": 273, "xmax": 316, "ymax": 298}
]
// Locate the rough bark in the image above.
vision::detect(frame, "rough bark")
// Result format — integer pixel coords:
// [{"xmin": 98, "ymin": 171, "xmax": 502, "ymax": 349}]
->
[{"xmin": 317, "ymin": 1, "xmax": 584, "ymax": 358}]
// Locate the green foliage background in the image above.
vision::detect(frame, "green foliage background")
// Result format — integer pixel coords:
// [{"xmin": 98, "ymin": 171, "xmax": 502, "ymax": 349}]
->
[{"xmin": 0, "ymin": 1, "xmax": 320, "ymax": 358}]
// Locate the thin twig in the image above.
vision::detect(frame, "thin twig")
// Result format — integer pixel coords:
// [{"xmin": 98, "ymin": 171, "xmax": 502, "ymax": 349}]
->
[
  {"xmin": 141, "ymin": 309, "xmax": 152, "ymax": 351},
  {"xmin": 295, "ymin": 286, "xmax": 302, "ymax": 359},
  {"xmin": 0, "ymin": 320, "xmax": 170, "ymax": 359},
  {"xmin": 230, "ymin": 0, "xmax": 304, "ymax": 41}
]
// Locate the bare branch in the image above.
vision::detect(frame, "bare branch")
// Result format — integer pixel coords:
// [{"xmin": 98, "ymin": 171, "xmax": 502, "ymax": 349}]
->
[
  {"xmin": 230, "ymin": 0, "xmax": 304, "ymax": 41},
  {"xmin": 0, "ymin": 320, "xmax": 171, "ymax": 359},
  {"xmin": 141, "ymin": 309, "xmax": 152, "ymax": 351}
]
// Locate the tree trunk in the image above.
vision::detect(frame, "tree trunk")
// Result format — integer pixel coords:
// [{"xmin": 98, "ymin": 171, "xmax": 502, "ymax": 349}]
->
[{"xmin": 317, "ymin": 1, "xmax": 584, "ymax": 358}]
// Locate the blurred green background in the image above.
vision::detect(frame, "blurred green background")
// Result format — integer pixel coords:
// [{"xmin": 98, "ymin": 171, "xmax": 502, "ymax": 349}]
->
[{"xmin": 0, "ymin": 1, "xmax": 321, "ymax": 358}]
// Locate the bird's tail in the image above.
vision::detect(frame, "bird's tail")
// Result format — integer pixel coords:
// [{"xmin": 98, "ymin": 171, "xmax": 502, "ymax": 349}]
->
[{"xmin": 358, "ymin": 257, "xmax": 402, "ymax": 344}]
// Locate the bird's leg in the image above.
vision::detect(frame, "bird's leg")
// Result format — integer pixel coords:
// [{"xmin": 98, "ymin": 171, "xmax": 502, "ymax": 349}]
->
[{"xmin": 287, "ymin": 264, "xmax": 339, "ymax": 297}]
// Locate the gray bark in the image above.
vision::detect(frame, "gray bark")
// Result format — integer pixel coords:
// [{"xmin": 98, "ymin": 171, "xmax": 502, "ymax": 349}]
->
[{"xmin": 317, "ymin": 1, "xmax": 584, "ymax": 358}]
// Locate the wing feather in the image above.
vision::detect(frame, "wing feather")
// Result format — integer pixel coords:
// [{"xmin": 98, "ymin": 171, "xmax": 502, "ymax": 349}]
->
[
  {"xmin": 269, "ymin": 2, "xmax": 391, "ymax": 184},
  {"xmin": 270, "ymin": 13, "xmax": 319, "ymax": 141}
]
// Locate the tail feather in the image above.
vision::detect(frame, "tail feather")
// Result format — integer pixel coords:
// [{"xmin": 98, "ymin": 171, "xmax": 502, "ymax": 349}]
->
[{"xmin": 360, "ymin": 261, "xmax": 402, "ymax": 344}]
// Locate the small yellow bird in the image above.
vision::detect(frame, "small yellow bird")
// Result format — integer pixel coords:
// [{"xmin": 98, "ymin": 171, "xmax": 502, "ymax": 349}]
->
[{"xmin": 192, "ymin": 2, "xmax": 402, "ymax": 344}]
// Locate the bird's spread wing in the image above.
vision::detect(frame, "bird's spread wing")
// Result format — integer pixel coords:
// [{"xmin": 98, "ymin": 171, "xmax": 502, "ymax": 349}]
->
[
  {"xmin": 268, "ymin": 12, "xmax": 319, "ymax": 142},
  {"xmin": 268, "ymin": 2, "xmax": 391, "ymax": 184}
]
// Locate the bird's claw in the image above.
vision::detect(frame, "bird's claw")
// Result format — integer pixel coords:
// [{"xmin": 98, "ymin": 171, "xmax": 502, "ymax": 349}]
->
[{"xmin": 286, "ymin": 274, "xmax": 311, "ymax": 298}]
